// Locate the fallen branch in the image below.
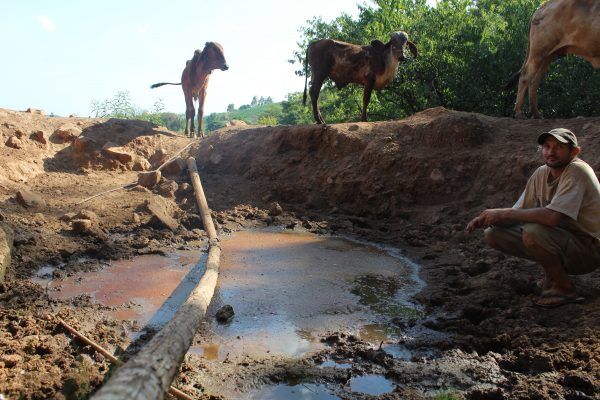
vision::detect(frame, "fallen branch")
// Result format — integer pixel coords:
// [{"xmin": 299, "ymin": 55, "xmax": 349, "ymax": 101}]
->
[
  {"xmin": 91, "ymin": 156, "xmax": 221, "ymax": 400},
  {"xmin": 57, "ymin": 317, "xmax": 194, "ymax": 400}
]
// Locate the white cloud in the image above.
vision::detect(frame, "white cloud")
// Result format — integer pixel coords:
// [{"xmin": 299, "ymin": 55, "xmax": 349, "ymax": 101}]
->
[
  {"xmin": 36, "ymin": 15, "xmax": 56, "ymax": 32},
  {"xmin": 135, "ymin": 26, "xmax": 148, "ymax": 34}
]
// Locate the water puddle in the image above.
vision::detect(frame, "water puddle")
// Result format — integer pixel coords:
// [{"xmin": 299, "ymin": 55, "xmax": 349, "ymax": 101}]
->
[
  {"xmin": 248, "ymin": 383, "xmax": 340, "ymax": 399},
  {"xmin": 318, "ymin": 358, "xmax": 352, "ymax": 369},
  {"xmin": 348, "ymin": 374, "xmax": 395, "ymax": 395},
  {"xmin": 40, "ymin": 250, "xmax": 204, "ymax": 329},
  {"xmin": 193, "ymin": 229, "xmax": 422, "ymax": 361},
  {"xmin": 381, "ymin": 343, "xmax": 413, "ymax": 361}
]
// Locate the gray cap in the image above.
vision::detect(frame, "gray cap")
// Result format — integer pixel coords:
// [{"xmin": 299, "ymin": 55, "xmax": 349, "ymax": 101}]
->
[{"xmin": 537, "ymin": 128, "xmax": 578, "ymax": 147}]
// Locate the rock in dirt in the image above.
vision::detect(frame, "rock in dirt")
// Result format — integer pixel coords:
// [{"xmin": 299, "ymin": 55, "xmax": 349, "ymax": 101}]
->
[
  {"xmin": 73, "ymin": 137, "xmax": 95, "ymax": 153},
  {"xmin": 157, "ymin": 179, "xmax": 178, "ymax": 198},
  {"xmin": 162, "ymin": 157, "xmax": 186, "ymax": 176},
  {"xmin": 0, "ymin": 223, "xmax": 14, "ymax": 282},
  {"xmin": 54, "ymin": 123, "xmax": 82, "ymax": 142},
  {"xmin": 16, "ymin": 190, "xmax": 46, "ymax": 208},
  {"xmin": 130, "ymin": 185, "xmax": 151, "ymax": 193},
  {"xmin": 216, "ymin": 305, "xmax": 234, "ymax": 323},
  {"xmin": 74, "ymin": 210, "xmax": 99, "ymax": 222},
  {"xmin": 71, "ymin": 219, "xmax": 93, "ymax": 234},
  {"xmin": 138, "ymin": 170, "xmax": 161, "ymax": 188},
  {"xmin": 268, "ymin": 202, "xmax": 283, "ymax": 216},
  {"xmin": 25, "ymin": 108, "xmax": 44, "ymax": 115},
  {"xmin": 102, "ymin": 142, "xmax": 134, "ymax": 163},
  {"xmin": 60, "ymin": 212, "xmax": 76, "ymax": 222},
  {"xmin": 149, "ymin": 148, "xmax": 169, "ymax": 166},
  {"xmin": 132, "ymin": 157, "xmax": 151, "ymax": 171},
  {"xmin": 32, "ymin": 130, "xmax": 48, "ymax": 145},
  {"xmin": 145, "ymin": 197, "xmax": 178, "ymax": 231},
  {"xmin": 6, "ymin": 136, "xmax": 23, "ymax": 149}
]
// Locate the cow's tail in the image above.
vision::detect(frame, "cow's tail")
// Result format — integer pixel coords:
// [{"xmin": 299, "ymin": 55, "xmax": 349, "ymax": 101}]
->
[
  {"xmin": 302, "ymin": 46, "xmax": 310, "ymax": 106},
  {"xmin": 150, "ymin": 82, "xmax": 182, "ymax": 89},
  {"xmin": 503, "ymin": 70, "xmax": 521, "ymax": 90},
  {"xmin": 503, "ymin": 11, "xmax": 534, "ymax": 91}
]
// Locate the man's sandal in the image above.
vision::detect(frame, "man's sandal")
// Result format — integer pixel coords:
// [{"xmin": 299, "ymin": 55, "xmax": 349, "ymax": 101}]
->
[{"xmin": 533, "ymin": 295, "xmax": 584, "ymax": 309}]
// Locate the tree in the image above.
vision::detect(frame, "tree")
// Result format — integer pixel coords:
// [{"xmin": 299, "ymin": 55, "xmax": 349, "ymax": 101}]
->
[{"xmin": 227, "ymin": 104, "xmax": 235, "ymax": 112}]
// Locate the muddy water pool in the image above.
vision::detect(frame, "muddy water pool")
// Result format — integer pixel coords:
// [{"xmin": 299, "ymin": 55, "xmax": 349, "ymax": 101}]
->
[
  {"xmin": 35, "ymin": 228, "xmax": 424, "ymax": 398},
  {"xmin": 196, "ymin": 229, "xmax": 423, "ymax": 362}
]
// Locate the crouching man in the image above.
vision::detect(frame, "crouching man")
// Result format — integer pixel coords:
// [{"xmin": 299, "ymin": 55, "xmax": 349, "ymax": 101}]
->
[{"xmin": 466, "ymin": 128, "xmax": 600, "ymax": 308}]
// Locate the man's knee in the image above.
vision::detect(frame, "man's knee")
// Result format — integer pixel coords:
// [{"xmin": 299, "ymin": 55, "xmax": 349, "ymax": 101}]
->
[
  {"xmin": 521, "ymin": 223, "xmax": 551, "ymax": 248},
  {"xmin": 484, "ymin": 226, "xmax": 502, "ymax": 249}
]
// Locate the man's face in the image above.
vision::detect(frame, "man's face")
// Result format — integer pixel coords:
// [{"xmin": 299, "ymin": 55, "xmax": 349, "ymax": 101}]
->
[{"xmin": 542, "ymin": 136, "xmax": 577, "ymax": 168}]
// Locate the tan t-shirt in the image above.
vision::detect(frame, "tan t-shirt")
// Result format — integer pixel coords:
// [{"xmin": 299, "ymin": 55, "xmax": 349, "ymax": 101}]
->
[{"xmin": 513, "ymin": 158, "xmax": 600, "ymax": 241}]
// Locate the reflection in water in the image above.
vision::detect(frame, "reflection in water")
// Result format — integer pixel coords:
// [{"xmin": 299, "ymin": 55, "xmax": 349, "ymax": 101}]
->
[{"xmin": 348, "ymin": 375, "xmax": 395, "ymax": 395}]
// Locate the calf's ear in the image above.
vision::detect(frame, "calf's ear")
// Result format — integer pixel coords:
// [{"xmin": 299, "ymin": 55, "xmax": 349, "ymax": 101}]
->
[{"xmin": 407, "ymin": 41, "xmax": 418, "ymax": 58}]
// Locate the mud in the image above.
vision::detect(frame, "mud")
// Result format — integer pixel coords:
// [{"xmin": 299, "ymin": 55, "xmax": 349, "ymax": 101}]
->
[{"xmin": 0, "ymin": 107, "xmax": 599, "ymax": 399}]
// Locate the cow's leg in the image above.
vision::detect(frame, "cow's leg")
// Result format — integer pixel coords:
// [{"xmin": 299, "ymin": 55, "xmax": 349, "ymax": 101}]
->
[
  {"xmin": 361, "ymin": 79, "xmax": 375, "ymax": 122},
  {"xmin": 528, "ymin": 58, "xmax": 552, "ymax": 119},
  {"xmin": 514, "ymin": 67, "xmax": 531, "ymax": 119},
  {"xmin": 185, "ymin": 101, "xmax": 195, "ymax": 137},
  {"xmin": 197, "ymin": 85, "xmax": 208, "ymax": 138},
  {"xmin": 309, "ymin": 74, "xmax": 327, "ymax": 124}
]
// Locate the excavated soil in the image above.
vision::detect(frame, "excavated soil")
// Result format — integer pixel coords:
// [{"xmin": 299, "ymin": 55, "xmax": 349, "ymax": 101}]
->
[{"xmin": 0, "ymin": 107, "xmax": 598, "ymax": 399}]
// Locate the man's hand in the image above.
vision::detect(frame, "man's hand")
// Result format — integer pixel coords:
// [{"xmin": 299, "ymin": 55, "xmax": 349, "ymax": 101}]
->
[{"xmin": 466, "ymin": 209, "xmax": 510, "ymax": 233}]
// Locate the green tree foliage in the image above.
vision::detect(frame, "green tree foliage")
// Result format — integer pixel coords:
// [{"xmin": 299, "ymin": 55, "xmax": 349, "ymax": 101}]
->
[
  {"xmin": 203, "ymin": 96, "xmax": 283, "ymax": 131},
  {"xmin": 287, "ymin": 0, "xmax": 600, "ymax": 121}
]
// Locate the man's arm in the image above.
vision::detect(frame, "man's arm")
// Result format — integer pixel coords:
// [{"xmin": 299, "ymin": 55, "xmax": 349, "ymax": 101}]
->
[{"xmin": 466, "ymin": 207, "xmax": 562, "ymax": 233}]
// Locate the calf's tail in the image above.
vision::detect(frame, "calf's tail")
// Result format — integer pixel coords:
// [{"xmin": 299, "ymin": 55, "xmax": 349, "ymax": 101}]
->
[
  {"xmin": 503, "ymin": 70, "xmax": 521, "ymax": 90},
  {"xmin": 150, "ymin": 82, "xmax": 182, "ymax": 89},
  {"xmin": 302, "ymin": 46, "xmax": 309, "ymax": 106}
]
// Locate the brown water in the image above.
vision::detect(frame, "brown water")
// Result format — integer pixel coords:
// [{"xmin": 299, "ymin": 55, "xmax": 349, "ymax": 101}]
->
[
  {"xmin": 43, "ymin": 251, "xmax": 204, "ymax": 328},
  {"xmin": 194, "ymin": 229, "xmax": 422, "ymax": 362},
  {"xmin": 37, "ymin": 229, "xmax": 421, "ymax": 363}
]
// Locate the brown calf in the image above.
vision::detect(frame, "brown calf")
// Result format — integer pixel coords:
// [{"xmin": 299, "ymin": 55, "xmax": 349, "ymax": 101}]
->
[
  {"xmin": 151, "ymin": 42, "xmax": 229, "ymax": 137},
  {"xmin": 506, "ymin": 0, "xmax": 600, "ymax": 118},
  {"xmin": 303, "ymin": 31, "xmax": 417, "ymax": 124}
]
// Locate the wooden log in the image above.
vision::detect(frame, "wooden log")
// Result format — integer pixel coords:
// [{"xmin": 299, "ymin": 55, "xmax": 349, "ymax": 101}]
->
[
  {"xmin": 58, "ymin": 318, "xmax": 193, "ymax": 400},
  {"xmin": 186, "ymin": 157, "xmax": 217, "ymax": 240},
  {"xmin": 91, "ymin": 157, "xmax": 221, "ymax": 400}
]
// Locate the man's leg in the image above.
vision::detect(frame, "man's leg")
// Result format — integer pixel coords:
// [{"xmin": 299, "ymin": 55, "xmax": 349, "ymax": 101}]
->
[
  {"xmin": 521, "ymin": 224, "xmax": 574, "ymax": 297},
  {"xmin": 484, "ymin": 225, "xmax": 552, "ymax": 291}
]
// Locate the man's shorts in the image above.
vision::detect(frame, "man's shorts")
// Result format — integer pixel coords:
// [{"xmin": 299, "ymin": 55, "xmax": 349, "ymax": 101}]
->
[{"xmin": 484, "ymin": 223, "xmax": 600, "ymax": 275}]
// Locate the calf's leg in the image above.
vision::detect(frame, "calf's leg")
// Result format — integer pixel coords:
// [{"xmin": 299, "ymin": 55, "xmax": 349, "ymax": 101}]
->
[
  {"xmin": 309, "ymin": 75, "xmax": 326, "ymax": 124},
  {"xmin": 361, "ymin": 79, "xmax": 375, "ymax": 122}
]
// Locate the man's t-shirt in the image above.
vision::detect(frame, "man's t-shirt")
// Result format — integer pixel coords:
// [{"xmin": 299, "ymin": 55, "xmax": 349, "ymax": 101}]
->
[{"xmin": 513, "ymin": 158, "xmax": 600, "ymax": 241}]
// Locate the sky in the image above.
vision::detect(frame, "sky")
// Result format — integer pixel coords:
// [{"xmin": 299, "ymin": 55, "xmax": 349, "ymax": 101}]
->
[{"xmin": 0, "ymin": 0, "xmax": 367, "ymax": 117}]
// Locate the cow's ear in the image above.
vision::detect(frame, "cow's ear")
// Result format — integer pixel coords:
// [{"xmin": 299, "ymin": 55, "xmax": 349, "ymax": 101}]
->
[{"xmin": 370, "ymin": 40, "xmax": 385, "ymax": 51}]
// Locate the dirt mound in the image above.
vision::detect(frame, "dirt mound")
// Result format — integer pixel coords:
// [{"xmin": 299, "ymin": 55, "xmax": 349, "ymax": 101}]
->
[{"xmin": 194, "ymin": 107, "xmax": 600, "ymax": 219}]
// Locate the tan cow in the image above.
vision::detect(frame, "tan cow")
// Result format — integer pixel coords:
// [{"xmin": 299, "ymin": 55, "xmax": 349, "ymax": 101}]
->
[
  {"xmin": 303, "ymin": 32, "xmax": 418, "ymax": 124},
  {"xmin": 506, "ymin": 0, "xmax": 600, "ymax": 118},
  {"xmin": 151, "ymin": 42, "xmax": 229, "ymax": 137}
]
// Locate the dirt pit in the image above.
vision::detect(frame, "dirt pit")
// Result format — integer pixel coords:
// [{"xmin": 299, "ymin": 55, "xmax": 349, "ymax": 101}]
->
[{"xmin": 1, "ymin": 108, "xmax": 599, "ymax": 399}]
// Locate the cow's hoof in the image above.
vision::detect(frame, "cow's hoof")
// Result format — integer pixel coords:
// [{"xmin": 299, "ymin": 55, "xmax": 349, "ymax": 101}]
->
[{"xmin": 514, "ymin": 113, "xmax": 526, "ymax": 120}]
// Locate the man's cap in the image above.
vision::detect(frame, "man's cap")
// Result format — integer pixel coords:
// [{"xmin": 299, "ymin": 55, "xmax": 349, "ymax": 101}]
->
[{"xmin": 537, "ymin": 128, "xmax": 578, "ymax": 147}]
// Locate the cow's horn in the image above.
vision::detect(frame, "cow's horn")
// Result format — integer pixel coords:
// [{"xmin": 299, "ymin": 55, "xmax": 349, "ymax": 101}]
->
[{"xmin": 390, "ymin": 31, "xmax": 408, "ymax": 45}]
